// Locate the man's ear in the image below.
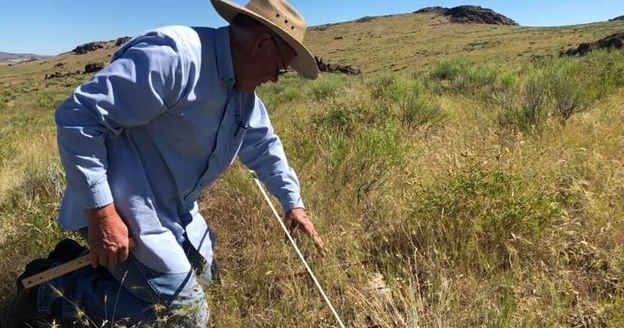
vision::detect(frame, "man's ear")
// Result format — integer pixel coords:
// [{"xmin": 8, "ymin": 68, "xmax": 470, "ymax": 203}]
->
[{"xmin": 250, "ymin": 33, "xmax": 272, "ymax": 57}]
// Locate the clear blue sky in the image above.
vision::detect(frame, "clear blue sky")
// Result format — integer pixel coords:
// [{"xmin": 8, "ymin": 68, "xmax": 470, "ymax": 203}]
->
[{"xmin": 1, "ymin": 0, "xmax": 623, "ymax": 55}]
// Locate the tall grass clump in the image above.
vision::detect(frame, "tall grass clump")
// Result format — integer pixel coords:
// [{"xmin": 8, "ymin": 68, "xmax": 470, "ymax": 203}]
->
[
  {"xmin": 304, "ymin": 73, "xmax": 357, "ymax": 102},
  {"xmin": 368, "ymin": 74, "xmax": 447, "ymax": 131},
  {"xmin": 495, "ymin": 53, "xmax": 624, "ymax": 133},
  {"xmin": 0, "ymin": 159, "xmax": 73, "ymax": 305},
  {"xmin": 0, "ymin": 127, "xmax": 17, "ymax": 167},
  {"xmin": 425, "ymin": 57, "xmax": 517, "ymax": 100},
  {"xmin": 583, "ymin": 48, "xmax": 624, "ymax": 94},
  {"xmin": 311, "ymin": 98, "xmax": 406, "ymax": 196},
  {"xmin": 542, "ymin": 58, "xmax": 601, "ymax": 122},
  {"xmin": 351, "ymin": 123, "xmax": 406, "ymax": 194},
  {"xmin": 496, "ymin": 73, "xmax": 549, "ymax": 134},
  {"xmin": 306, "ymin": 81, "xmax": 417, "ymax": 242},
  {"xmin": 34, "ymin": 89, "xmax": 69, "ymax": 112},
  {"xmin": 373, "ymin": 164, "xmax": 565, "ymax": 276},
  {"xmin": 0, "ymin": 92, "xmax": 8, "ymax": 111},
  {"xmin": 0, "ymin": 159, "xmax": 67, "ymax": 247},
  {"xmin": 426, "ymin": 57, "xmax": 475, "ymax": 94},
  {"xmin": 257, "ymin": 75, "xmax": 304, "ymax": 109}
]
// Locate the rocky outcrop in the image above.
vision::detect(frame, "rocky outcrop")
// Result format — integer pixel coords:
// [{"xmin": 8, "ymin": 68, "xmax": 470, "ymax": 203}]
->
[
  {"xmin": 446, "ymin": 6, "xmax": 518, "ymax": 25},
  {"xmin": 560, "ymin": 32, "xmax": 624, "ymax": 57},
  {"xmin": 115, "ymin": 36, "xmax": 131, "ymax": 47},
  {"xmin": 413, "ymin": 6, "xmax": 446, "ymax": 15},
  {"xmin": 315, "ymin": 57, "xmax": 361, "ymax": 75},
  {"xmin": 355, "ymin": 16, "xmax": 376, "ymax": 23},
  {"xmin": 44, "ymin": 62, "xmax": 106, "ymax": 79},
  {"xmin": 72, "ymin": 42, "xmax": 107, "ymax": 55},
  {"xmin": 44, "ymin": 70, "xmax": 81, "ymax": 80},
  {"xmin": 609, "ymin": 15, "xmax": 624, "ymax": 21},
  {"xmin": 414, "ymin": 5, "xmax": 518, "ymax": 26},
  {"xmin": 71, "ymin": 36, "xmax": 131, "ymax": 55}
]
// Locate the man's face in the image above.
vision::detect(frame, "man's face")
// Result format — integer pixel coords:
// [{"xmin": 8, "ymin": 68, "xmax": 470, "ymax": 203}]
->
[{"xmin": 235, "ymin": 33, "xmax": 296, "ymax": 92}]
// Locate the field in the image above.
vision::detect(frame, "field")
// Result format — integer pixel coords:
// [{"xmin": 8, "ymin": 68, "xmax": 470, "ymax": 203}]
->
[{"xmin": 1, "ymin": 10, "xmax": 624, "ymax": 328}]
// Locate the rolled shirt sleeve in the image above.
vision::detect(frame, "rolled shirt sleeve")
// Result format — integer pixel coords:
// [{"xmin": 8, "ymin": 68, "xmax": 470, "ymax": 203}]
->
[
  {"xmin": 55, "ymin": 31, "xmax": 188, "ymax": 210},
  {"xmin": 238, "ymin": 96, "xmax": 305, "ymax": 212}
]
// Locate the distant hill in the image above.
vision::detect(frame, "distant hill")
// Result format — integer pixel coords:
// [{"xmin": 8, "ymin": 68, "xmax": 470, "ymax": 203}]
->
[
  {"xmin": 0, "ymin": 51, "xmax": 49, "ymax": 64},
  {"xmin": 306, "ymin": 9, "xmax": 624, "ymax": 73},
  {"xmin": 1, "ymin": 6, "xmax": 624, "ymax": 78}
]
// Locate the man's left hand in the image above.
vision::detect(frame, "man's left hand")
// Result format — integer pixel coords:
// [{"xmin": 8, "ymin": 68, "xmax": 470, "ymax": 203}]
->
[{"xmin": 285, "ymin": 208, "xmax": 325, "ymax": 252}]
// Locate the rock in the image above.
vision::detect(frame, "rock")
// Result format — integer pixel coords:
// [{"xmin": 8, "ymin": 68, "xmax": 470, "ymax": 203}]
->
[
  {"xmin": 44, "ymin": 71, "xmax": 65, "ymax": 80},
  {"xmin": 72, "ymin": 42, "xmax": 106, "ymax": 55},
  {"xmin": 413, "ymin": 6, "xmax": 446, "ymax": 15},
  {"xmin": 84, "ymin": 62, "xmax": 105, "ymax": 73},
  {"xmin": 446, "ymin": 5, "xmax": 518, "ymax": 25},
  {"xmin": 315, "ymin": 57, "xmax": 361, "ymax": 75},
  {"xmin": 560, "ymin": 32, "xmax": 624, "ymax": 57},
  {"xmin": 356, "ymin": 16, "xmax": 375, "ymax": 23},
  {"xmin": 414, "ymin": 5, "xmax": 518, "ymax": 26},
  {"xmin": 115, "ymin": 36, "xmax": 131, "ymax": 47}
]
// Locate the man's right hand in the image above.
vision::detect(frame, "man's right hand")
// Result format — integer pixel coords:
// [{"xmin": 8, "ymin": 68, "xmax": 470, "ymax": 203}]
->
[{"xmin": 85, "ymin": 203, "xmax": 130, "ymax": 270}]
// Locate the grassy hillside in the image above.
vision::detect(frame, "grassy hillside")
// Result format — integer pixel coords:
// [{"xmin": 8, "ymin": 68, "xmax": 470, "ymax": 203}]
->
[
  {"xmin": 2, "ymin": 12, "xmax": 624, "ymax": 80},
  {"xmin": 1, "ymin": 10, "xmax": 624, "ymax": 327},
  {"xmin": 306, "ymin": 12, "xmax": 624, "ymax": 73}
]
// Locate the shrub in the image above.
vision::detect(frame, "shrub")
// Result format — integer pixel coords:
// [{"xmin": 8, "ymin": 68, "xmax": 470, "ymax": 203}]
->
[
  {"xmin": 497, "ymin": 74, "xmax": 548, "ymax": 134},
  {"xmin": 585, "ymin": 49, "xmax": 624, "ymax": 94},
  {"xmin": 374, "ymin": 165, "xmax": 564, "ymax": 275},
  {"xmin": 368, "ymin": 74, "xmax": 447, "ymax": 130},
  {"xmin": 426, "ymin": 57, "xmax": 474, "ymax": 94},
  {"xmin": 352, "ymin": 124, "xmax": 405, "ymax": 180},
  {"xmin": 543, "ymin": 59, "xmax": 597, "ymax": 121},
  {"xmin": 312, "ymin": 99, "xmax": 362, "ymax": 136},
  {"xmin": 311, "ymin": 91, "xmax": 395, "ymax": 138},
  {"xmin": 400, "ymin": 95, "xmax": 446, "ymax": 130}
]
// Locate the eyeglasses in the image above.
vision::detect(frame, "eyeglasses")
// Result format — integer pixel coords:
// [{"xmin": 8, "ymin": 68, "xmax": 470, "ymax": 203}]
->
[{"xmin": 271, "ymin": 36, "xmax": 289, "ymax": 77}]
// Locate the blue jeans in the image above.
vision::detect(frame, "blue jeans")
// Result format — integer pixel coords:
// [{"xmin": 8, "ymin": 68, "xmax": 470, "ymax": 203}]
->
[{"xmin": 37, "ymin": 229, "xmax": 213, "ymax": 327}]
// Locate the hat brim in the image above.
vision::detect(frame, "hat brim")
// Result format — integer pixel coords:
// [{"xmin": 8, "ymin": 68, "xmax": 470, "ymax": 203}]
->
[{"xmin": 211, "ymin": 0, "xmax": 319, "ymax": 79}]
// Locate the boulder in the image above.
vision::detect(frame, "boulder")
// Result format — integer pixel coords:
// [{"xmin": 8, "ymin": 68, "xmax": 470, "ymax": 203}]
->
[{"xmin": 84, "ymin": 62, "xmax": 105, "ymax": 73}]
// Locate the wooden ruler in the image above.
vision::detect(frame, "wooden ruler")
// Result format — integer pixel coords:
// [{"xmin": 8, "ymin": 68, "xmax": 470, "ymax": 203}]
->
[{"xmin": 21, "ymin": 239, "xmax": 135, "ymax": 289}]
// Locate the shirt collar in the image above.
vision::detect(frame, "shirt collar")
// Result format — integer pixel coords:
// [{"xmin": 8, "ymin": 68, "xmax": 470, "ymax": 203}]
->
[{"xmin": 214, "ymin": 26, "xmax": 235, "ymax": 87}]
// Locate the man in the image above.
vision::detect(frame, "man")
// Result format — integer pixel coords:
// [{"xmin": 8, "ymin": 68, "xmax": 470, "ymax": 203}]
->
[{"xmin": 2, "ymin": 0, "xmax": 324, "ymax": 326}]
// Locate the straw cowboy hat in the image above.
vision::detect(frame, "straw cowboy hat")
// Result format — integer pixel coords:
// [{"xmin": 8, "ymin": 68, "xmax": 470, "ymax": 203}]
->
[{"xmin": 211, "ymin": 0, "xmax": 319, "ymax": 79}]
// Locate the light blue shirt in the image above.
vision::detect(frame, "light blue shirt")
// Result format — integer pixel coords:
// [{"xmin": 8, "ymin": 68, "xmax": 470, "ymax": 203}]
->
[{"xmin": 55, "ymin": 25, "xmax": 304, "ymax": 274}]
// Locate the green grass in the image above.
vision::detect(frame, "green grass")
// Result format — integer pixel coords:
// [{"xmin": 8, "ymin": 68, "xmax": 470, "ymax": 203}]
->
[{"xmin": 2, "ymin": 12, "xmax": 624, "ymax": 328}]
